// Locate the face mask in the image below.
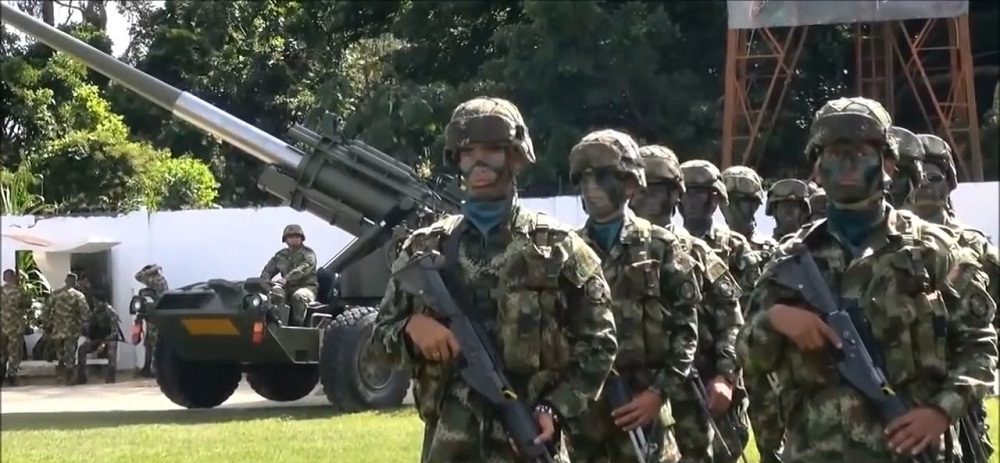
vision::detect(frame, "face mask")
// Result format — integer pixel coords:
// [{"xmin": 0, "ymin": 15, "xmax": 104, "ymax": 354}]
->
[
  {"xmin": 630, "ymin": 182, "xmax": 680, "ymax": 227},
  {"xmin": 772, "ymin": 201, "xmax": 808, "ymax": 238},
  {"xmin": 818, "ymin": 142, "xmax": 884, "ymax": 208},
  {"xmin": 462, "ymin": 197, "xmax": 510, "ymax": 236},
  {"xmin": 680, "ymin": 187, "xmax": 718, "ymax": 235},
  {"xmin": 721, "ymin": 195, "xmax": 760, "ymax": 236},
  {"xmin": 580, "ymin": 169, "xmax": 629, "ymax": 222}
]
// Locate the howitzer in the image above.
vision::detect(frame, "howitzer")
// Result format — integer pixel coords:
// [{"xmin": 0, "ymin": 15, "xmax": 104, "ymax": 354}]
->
[
  {"xmin": 393, "ymin": 252, "xmax": 557, "ymax": 463},
  {"xmin": 770, "ymin": 250, "xmax": 933, "ymax": 463},
  {"xmin": 604, "ymin": 369, "xmax": 651, "ymax": 462},
  {"xmin": 0, "ymin": 4, "xmax": 456, "ymax": 412}
]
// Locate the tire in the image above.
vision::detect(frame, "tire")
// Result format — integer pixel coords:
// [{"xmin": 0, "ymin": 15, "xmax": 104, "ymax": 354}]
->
[
  {"xmin": 154, "ymin": 340, "xmax": 241, "ymax": 409},
  {"xmin": 246, "ymin": 363, "xmax": 319, "ymax": 402},
  {"xmin": 320, "ymin": 306, "xmax": 409, "ymax": 412}
]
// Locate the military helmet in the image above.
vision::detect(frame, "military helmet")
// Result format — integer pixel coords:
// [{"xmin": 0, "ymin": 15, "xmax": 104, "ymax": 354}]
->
[
  {"xmin": 721, "ymin": 165, "xmax": 764, "ymax": 202},
  {"xmin": 443, "ymin": 97, "xmax": 534, "ymax": 167},
  {"xmin": 808, "ymin": 187, "xmax": 827, "ymax": 216},
  {"xmin": 638, "ymin": 145, "xmax": 684, "ymax": 192},
  {"xmin": 889, "ymin": 126, "xmax": 925, "ymax": 183},
  {"xmin": 569, "ymin": 129, "xmax": 646, "ymax": 188},
  {"xmin": 805, "ymin": 97, "xmax": 897, "ymax": 162},
  {"xmin": 917, "ymin": 134, "xmax": 958, "ymax": 190},
  {"xmin": 680, "ymin": 159, "xmax": 728, "ymax": 203},
  {"xmin": 765, "ymin": 178, "xmax": 811, "ymax": 216},
  {"xmin": 282, "ymin": 224, "xmax": 305, "ymax": 242}
]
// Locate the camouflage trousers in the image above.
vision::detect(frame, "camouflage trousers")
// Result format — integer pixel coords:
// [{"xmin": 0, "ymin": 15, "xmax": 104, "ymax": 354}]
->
[
  {"xmin": 711, "ymin": 394, "xmax": 750, "ymax": 463},
  {"xmin": 77, "ymin": 338, "xmax": 117, "ymax": 383},
  {"xmin": 670, "ymin": 384, "xmax": 714, "ymax": 463},
  {"xmin": 54, "ymin": 336, "xmax": 78, "ymax": 369},
  {"xmin": 746, "ymin": 373, "xmax": 784, "ymax": 463},
  {"xmin": 418, "ymin": 393, "xmax": 571, "ymax": 463},
  {"xmin": 1, "ymin": 328, "xmax": 24, "ymax": 376},
  {"xmin": 566, "ymin": 397, "xmax": 680, "ymax": 463},
  {"xmin": 142, "ymin": 322, "xmax": 157, "ymax": 370}
]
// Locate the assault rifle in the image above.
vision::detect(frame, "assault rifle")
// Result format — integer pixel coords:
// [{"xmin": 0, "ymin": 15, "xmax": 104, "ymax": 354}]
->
[
  {"xmin": 604, "ymin": 369, "xmax": 651, "ymax": 462},
  {"xmin": 393, "ymin": 252, "xmax": 557, "ymax": 463},
  {"xmin": 770, "ymin": 250, "xmax": 933, "ymax": 463}
]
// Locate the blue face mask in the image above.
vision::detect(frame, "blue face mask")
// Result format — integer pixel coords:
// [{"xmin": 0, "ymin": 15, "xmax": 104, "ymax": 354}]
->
[
  {"xmin": 589, "ymin": 218, "xmax": 624, "ymax": 253},
  {"xmin": 826, "ymin": 203, "xmax": 882, "ymax": 249},
  {"xmin": 462, "ymin": 198, "xmax": 509, "ymax": 236}
]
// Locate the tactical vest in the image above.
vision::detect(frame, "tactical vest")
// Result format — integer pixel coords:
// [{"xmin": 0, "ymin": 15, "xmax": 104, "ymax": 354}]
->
[{"xmin": 608, "ymin": 225, "xmax": 670, "ymax": 370}]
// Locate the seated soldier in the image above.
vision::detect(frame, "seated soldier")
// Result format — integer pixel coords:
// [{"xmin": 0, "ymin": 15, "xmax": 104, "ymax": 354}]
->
[
  {"xmin": 260, "ymin": 225, "xmax": 318, "ymax": 325},
  {"xmin": 75, "ymin": 293, "xmax": 121, "ymax": 384}
]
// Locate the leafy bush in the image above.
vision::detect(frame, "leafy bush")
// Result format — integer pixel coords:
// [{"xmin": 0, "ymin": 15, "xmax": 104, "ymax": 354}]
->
[{"xmin": 141, "ymin": 156, "xmax": 219, "ymax": 210}]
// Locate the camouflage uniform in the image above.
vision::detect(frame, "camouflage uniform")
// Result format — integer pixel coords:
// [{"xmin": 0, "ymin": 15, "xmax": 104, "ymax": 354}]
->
[
  {"xmin": 907, "ymin": 134, "xmax": 999, "ymax": 460},
  {"xmin": 568, "ymin": 131, "xmax": 700, "ymax": 463},
  {"xmin": 887, "ymin": 126, "xmax": 925, "ymax": 209},
  {"xmin": 76, "ymin": 299, "xmax": 121, "ymax": 384},
  {"xmin": 47, "ymin": 281, "xmax": 89, "ymax": 384},
  {"xmin": 807, "ymin": 187, "xmax": 827, "ymax": 222},
  {"xmin": 369, "ymin": 97, "xmax": 618, "ymax": 463},
  {"xmin": 721, "ymin": 166, "xmax": 777, "ymax": 257},
  {"xmin": 134, "ymin": 264, "xmax": 168, "ymax": 375},
  {"xmin": 635, "ymin": 146, "xmax": 745, "ymax": 463},
  {"xmin": 766, "ymin": 179, "xmax": 811, "ymax": 241},
  {"xmin": 737, "ymin": 97, "xmax": 998, "ymax": 462},
  {"xmin": 260, "ymin": 224, "xmax": 318, "ymax": 325},
  {"xmin": 1, "ymin": 279, "xmax": 30, "ymax": 381}
]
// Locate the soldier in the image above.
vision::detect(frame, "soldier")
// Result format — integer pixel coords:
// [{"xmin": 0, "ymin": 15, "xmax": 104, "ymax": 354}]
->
[
  {"xmin": 76, "ymin": 293, "xmax": 121, "ymax": 384},
  {"xmin": 369, "ymin": 97, "xmax": 617, "ymax": 463},
  {"xmin": 260, "ymin": 224, "xmax": 318, "ymax": 326},
  {"xmin": 807, "ymin": 187, "xmax": 827, "ymax": 222},
  {"xmin": 631, "ymin": 146, "xmax": 745, "ymax": 463},
  {"xmin": 74, "ymin": 268, "xmax": 94, "ymax": 310},
  {"xmin": 567, "ymin": 131, "xmax": 700, "ymax": 463},
  {"xmin": 47, "ymin": 273, "xmax": 89, "ymax": 385},
  {"xmin": 1, "ymin": 269, "xmax": 30, "ymax": 386},
  {"xmin": 737, "ymin": 97, "xmax": 997, "ymax": 462},
  {"xmin": 887, "ymin": 126, "xmax": 925, "ymax": 208},
  {"xmin": 721, "ymin": 166, "xmax": 777, "ymax": 256},
  {"xmin": 765, "ymin": 179, "xmax": 812, "ymax": 240},
  {"xmin": 906, "ymin": 133, "xmax": 999, "ymax": 461},
  {"xmin": 134, "ymin": 264, "xmax": 168, "ymax": 377}
]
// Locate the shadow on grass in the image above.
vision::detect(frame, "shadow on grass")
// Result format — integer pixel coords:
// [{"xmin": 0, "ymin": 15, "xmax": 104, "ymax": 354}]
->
[{"xmin": 1, "ymin": 404, "xmax": 411, "ymax": 432}]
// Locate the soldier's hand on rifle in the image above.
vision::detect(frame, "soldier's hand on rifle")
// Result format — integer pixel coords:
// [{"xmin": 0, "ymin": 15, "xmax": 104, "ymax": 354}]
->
[
  {"xmin": 706, "ymin": 376, "xmax": 734, "ymax": 416},
  {"xmin": 885, "ymin": 406, "xmax": 949, "ymax": 455},
  {"xmin": 507, "ymin": 409, "xmax": 556, "ymax": 457},
  {"xmin": 404, "ymin": 313, "xmax": 461, "ymax": 362},
  {"xmin": 612, "ymin": 389, "xmax": 663, "ymax": 431},
  {"xmin": 768, "ymin": 303, "xmax": 842, "ymax": 351}
]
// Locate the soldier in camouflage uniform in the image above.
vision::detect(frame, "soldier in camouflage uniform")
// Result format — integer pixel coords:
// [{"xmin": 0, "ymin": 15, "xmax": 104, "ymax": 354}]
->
[
  {"xmin": 76, "ymin": 293, "xmax": 121, "ymax": 384},
  {"xmin": 905, "ymin": 133, "xmax": 999, "ymax": 461},
  {"xmin": 766, "ymin": 179, "xmax": 812, "ymax": 240},
  {"xmin": 631, "ymin": 146, "xmax": 745, "ymax": 463},
  {"xmin": 807, "ymin": 187, "xmax": 827, "ymax": 222},
  {"xmin": 73, "ymin": 268, "xmax": 94, "ymax": 310},
  {"xmin": 369, "ymin": 97, "xmax": 618, "ymax": 463},
  {"xmin": 567, "ymin": 131, "xmax": 701, "ymax": 463},
  {"xmin": 134, "ymin": 264, "xmax": 168, "ymax": 377},
  {"xmin": 1, "ymin": 269, "xmax": 31, "ymax": 385},
  {"xmin": 737, "ymin": 96, "xmax": 998, "ymax": 462},
  {"xmin": 721, "ymin": 166, "xmax": 777, "ymax": 256},
  {"xmin": 260, "ymin": 224, "xmax": 318, "ymax": 326},
  {"xmin": 887, "ymin": 126, "xmax": 925, "ymax": 209},
  {"xmin": 47, "ymin": 273, "xmax": 89, "ymax": 385}
]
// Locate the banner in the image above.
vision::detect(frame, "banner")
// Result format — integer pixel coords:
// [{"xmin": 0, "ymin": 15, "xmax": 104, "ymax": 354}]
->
[{"xmin": 727, "ymin": 0, "xmax": 969, "ymax": 30}]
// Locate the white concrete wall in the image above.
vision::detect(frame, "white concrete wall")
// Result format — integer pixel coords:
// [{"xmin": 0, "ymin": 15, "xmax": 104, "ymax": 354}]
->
[{"xmin": 0, "ymin": 181, "xmax": 996, "ymax": 369}]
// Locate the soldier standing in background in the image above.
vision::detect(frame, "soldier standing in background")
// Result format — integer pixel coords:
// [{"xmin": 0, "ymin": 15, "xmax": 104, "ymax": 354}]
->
[
  {"xmin": 1, "ymin": 269, "xmax": 31, "ymax": 386},
  {"xmin": 76, "ymin": 292, "xmax": 121, "ymax": 384},
  {"xmin": 738, "ymin": 96, "xmax": 997, "ymax": 462},
  {"xmin": 886, "ymin": 126, "xmax": 925, "ymax": 209},
  {"xmin": 631, "ymin": 145, "xmax": 745, "ymax": 463},
  {"xmin": 260, "ymin": 225, "xmax": 318, "ymax": 326},
  {"xmin": 74, "ymin": 269, "xmax": 94, "ymax": 310},
  {"xmin": 765, "ymin": 179, "xmax": 812, "ymax": 240},
  {"xmin": 47, "ymin": 273, "xmax": 89, "ymax": 385},
  {"xmin": 567, "ymin": 130, "xmax": 700, "ymax": 463},
  {"xmin": 134, "ymin": 264, "xmax": 168, "ymax": 377},
  {"xmin": 721, "ymin": 166, "xmax": 777, "ymax": 256},
  {"xmin": 369, "ymin": 97, "xmax": 617, "ymax": 463}
]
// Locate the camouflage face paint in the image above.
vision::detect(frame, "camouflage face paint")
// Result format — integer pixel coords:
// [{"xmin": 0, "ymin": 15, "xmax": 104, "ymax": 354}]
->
[
  {"xmin": 772, "ymin": 201, "xmax": 808, "ymax": 238},
  {"xmin": 818, "ymin": 141, "xmax": 883, "ymax": 205},
  {"xmin": 458, "ymin": 143, "xmax": 512, "ymax": 200},
  {"xmin": 680, "ymin": 186, "xmax": 719, "ymax": 235},
  {"xmin": 580, "ymin": 168, "xmax": 628, "ymax": 222},
  {"xmin": 721, "ymin": 194, "xmax": 760, "ymax": 236},
  {"xmin": 910, "ymin": 162, "xmax": 950, "ymax": 217},
  {"xmin": 630, "ymin": 182, "xmax": 680, "ymax": 227},
  {"xmin": 888, "ymin": 170, "xmax": 914, "ymax": 208}
]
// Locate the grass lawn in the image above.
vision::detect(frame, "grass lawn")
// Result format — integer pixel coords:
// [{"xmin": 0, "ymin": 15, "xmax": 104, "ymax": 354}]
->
[{"xmin": 2, "ymin": 399, "xmax": 998, "ymax": 462}]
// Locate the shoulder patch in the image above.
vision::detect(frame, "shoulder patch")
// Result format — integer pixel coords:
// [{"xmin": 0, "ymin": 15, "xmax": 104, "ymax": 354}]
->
[
  {"xmin": 704, "ymin": 252, "xmax": 729, "ymax": 283},
  {"xmin": 562, "ymin": 232, "xmax": 603, "ymax": 287}
]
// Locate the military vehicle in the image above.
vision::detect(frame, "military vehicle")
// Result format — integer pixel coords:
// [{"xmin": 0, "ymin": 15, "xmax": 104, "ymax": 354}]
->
[{"xmin": 1, "ymin": 5, "xmax": 462, "ymax": 410}]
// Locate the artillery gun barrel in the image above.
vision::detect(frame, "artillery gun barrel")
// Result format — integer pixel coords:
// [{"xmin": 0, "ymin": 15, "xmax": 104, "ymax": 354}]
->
[{"xmin": 0, "ymin": 2, "xmax": 302, "ymax": 172}]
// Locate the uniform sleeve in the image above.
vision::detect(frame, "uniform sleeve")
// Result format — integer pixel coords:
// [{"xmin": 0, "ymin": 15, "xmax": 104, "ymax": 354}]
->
[
  {"xmin": 701, "ymin": 250, "xmax": 744, "ymax": 383},
  {"xmin": 368, "ymin": 247, "xmax": 420, "ymax": 367},
  {"xmin": 735, "ymin": 266, "xmax": 795, "ymax": 377},
  {"xmin": 284, "ymin": 249, "xmax": 317, "ymax": 287},
  {"xmin": 649, "ymin": 248, "xmax": 700, "ymax": 398},
  {"xmin": 928, "ymin": 245, "xmax": 998, "ymax": 421},
  {"xmin": 542, "ymin": 235, "xmax": 618, "ymax": 419},
  {"xmin": 260, "ymin": 253, "xmax": 280, "ymax": 280}
]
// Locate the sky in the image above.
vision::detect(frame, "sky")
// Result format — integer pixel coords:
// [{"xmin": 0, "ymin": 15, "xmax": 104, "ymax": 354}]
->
[{"xmin": 14, "ymin": 1, "xmax": 161, "ymax": 57}]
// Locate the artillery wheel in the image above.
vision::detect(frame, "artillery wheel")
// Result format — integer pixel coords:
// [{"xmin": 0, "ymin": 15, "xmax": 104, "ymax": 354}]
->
[
  {"xmin": 154, "ymin": 340, "xmax": 241, "ymax": 409},
  {"xmin": 247, "ymin": 363, "xmax": 319, "ymax": 402},
  {"xmin": 320, "ymin": 306, "xmax": 409, "ymax": 412}
]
